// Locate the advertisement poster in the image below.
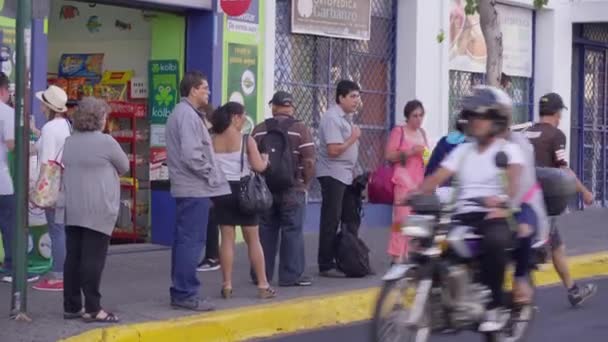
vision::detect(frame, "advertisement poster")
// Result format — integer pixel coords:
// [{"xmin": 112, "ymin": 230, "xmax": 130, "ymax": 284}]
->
[
  {"xmin": 449, "ymin": 0, "xmax": 533, "ymax": 77},
  {"xmin": 227, "ymin": 43, "xmax": 258, "ymax": 117},
  {"xmin": 222, "ymin": 0, "xmax": 264, "ymax": 122},
  {"xmin": 148, "ymin": 60, "xmax": 179, "ymax": 125},
  {"xmin": 149, "ymin": 147, "xmax": 169, "ymax": 182},
  {"xmin": 227, "ymin": 0, "xmax": 259, "ymax": 34},
  {"xmin": 291, "ymin": 0, "xmax": 371, "ymax": 41},
  {"xmin": 148, "ymin": 60, "xmax": 179, "ymax": 182}
]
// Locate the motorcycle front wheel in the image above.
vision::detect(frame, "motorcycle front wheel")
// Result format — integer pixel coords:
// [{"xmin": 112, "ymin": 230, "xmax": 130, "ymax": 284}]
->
[{"xmin": 370, "ymin": 275, "xmax": 431, "ymax": 342}]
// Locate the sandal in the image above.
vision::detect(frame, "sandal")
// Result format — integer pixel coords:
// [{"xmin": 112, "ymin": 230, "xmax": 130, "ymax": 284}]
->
[
  {"xmin": 221, "ymin": 287, "xmax": 233, "ymax": 299},
  {"xmin": 258, "ymin": 287, "xmax": 276, "ymax": 299},
  {"xmin": 83, "ymin": 310, "xmax": 120, "ymax": 324},
  {"xmin": 63, "ymin": 310, "xmax": 84, "ymax": 320}
]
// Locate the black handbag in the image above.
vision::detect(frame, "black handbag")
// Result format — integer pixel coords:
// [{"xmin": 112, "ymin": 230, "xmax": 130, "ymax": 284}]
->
[{"xmin": 238, "ymin": 134, "xmax": 273, "ymax": 214}]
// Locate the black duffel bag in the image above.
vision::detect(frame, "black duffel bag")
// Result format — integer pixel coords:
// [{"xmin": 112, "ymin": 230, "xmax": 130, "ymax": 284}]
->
[{"xmin": 536, "ymin": 167, "xmax": 577, "ymax": 216}]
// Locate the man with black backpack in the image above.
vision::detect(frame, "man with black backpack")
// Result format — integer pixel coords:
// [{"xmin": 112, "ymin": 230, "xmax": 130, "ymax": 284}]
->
[{"xmin": 251, "ymin": 91, "xmax": 315, "ymax": 287}]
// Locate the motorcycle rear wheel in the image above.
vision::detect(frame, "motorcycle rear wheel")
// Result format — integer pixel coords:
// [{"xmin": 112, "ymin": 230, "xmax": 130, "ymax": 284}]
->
[{"xmin": 371, "ymin": 274, "xmax": 431, "ymax": 342}]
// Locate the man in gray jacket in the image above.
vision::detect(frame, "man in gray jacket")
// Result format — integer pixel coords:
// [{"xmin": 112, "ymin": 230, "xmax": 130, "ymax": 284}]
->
[{"xmin": 165, "ymin": 71, "xmax": 230, "ymax": 311}]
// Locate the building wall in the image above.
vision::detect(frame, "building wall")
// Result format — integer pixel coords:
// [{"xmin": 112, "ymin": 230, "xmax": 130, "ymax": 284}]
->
[
  {"xmin": 260, "ymin": 0, "xmax": 608, "ymax": 229},
  {"xmin": 393, "ymin": 0, "xmax": 608, "ymax": 158}
]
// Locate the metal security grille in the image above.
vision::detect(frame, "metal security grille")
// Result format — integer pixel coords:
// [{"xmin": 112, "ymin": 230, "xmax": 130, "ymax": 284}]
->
[
  {"xmin": 573, "ymin": 24, "xmax": 608, "ymax": 207},
  {"xmin": 448, "ymin": 70, "xmax": 534, "ymax": 129},
  {"xmin": 275, "ymin": 0, "xmax": 397, "ymax": 201}
]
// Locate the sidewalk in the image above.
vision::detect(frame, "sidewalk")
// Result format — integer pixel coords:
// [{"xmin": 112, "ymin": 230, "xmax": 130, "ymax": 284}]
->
[{"xmin": 1, "ymin": 208, "xmax": 608, "ymax": 342}]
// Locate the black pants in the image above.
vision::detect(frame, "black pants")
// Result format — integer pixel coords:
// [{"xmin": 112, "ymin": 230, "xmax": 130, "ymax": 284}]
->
[
  {"xmin": 64, "ymin": 226, "xmax": 111, "ymax": 314},
  {"xmin": 203, "ymin": 206, "xmax": 219, "ymax": 260},
  {"xmin": 318, "ymin": 176, "xmax": 360, "ymax": 272},
  {"xmin": 456, "ymin": 213, "xmax": 512, "ymax": 309}
]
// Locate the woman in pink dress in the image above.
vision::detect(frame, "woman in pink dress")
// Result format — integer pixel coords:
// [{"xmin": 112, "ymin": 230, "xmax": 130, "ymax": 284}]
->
[{"xmin": 385, "ymin": 100, "xmax": 428, "ymax": 263}]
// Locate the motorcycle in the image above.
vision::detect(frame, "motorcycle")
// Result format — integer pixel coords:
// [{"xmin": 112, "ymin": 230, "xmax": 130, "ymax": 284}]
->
[{"xmin": 371, "ymin": 192, "xmax": 547, "ymax": 342}]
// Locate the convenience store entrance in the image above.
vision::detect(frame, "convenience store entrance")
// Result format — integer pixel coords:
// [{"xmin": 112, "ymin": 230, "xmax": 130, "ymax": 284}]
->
[{"xmin": 45, "ymin": 0, "xmax": 187, "ymax": 243}]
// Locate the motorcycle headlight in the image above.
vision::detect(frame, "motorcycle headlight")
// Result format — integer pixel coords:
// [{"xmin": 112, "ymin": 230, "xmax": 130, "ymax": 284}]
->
[{"xmin": 401, "ymin": 215, "xmax": 434, "ymax": 238}]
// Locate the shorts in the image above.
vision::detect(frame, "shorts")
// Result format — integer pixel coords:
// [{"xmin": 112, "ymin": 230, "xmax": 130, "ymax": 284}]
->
[
  {"xmin": 548, "ymin": 217, "xmax": 563, "ymax": 250},
  {"xmin": 514, "ymin": 203, "xmax": 538, "ymax": 229},
  {"xmin": 211, "ymin": 181, "xmax": 259, "ymax": 226}
]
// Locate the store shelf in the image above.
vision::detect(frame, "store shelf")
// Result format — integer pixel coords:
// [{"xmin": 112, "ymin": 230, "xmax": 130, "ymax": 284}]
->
[
  {"xmin": 114, "ymin": 136, "xmax": 136, "ymax": 143},
  {"xmin": 108, "ymin": 101, "xmax": 146, "ymax": 118},
  {"xmin": 130, "ymin": 160, "xmax": 145, "ymax": 168}
]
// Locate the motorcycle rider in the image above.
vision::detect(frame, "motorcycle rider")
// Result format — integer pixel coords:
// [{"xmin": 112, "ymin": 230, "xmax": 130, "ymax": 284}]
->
[{"xmin": 419, "ymin": 86, "xmax": 522, "ymax": 332}]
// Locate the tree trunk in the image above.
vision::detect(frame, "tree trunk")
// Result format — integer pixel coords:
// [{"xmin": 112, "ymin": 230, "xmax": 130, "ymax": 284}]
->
[{"xmin": 478, "ymin": 0, "xmax": 503, "ymax": 87}]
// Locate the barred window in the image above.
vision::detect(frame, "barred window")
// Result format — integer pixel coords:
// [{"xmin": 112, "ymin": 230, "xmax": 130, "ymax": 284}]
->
[
  {"xmin": 448, "ymin": 70, "xmax": 534, "ymax": 129},
  {"xmin": 275, "ymin": 0, "xmax": 397, "ymax": 201}
]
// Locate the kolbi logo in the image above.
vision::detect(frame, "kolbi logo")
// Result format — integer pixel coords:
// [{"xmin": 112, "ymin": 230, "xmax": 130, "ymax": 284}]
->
[
  {"xmin": 155, "ymin": 85, "xmax": 175, "ymax": 107},
  {"xmin": 159, "ymin": 63, "xmax": 177, "ymax": 72},
  {"xmin": 152, "ymin": 106, "xmax": 172, "ymax": 119},
  {"xmin": 152, "ymin": 63, "xmax": 177, "ymax": 73}
]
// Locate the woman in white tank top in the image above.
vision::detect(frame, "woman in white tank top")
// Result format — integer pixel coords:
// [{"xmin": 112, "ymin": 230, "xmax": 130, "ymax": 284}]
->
[{"xmin": 210, "ymin": 102, "xmax": 275, "ymax": 299}]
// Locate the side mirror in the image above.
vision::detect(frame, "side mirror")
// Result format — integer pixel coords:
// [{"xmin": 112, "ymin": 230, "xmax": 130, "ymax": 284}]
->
[{"xmin": 495, "ymin": 151, "xmax": 509, "ymax": 169}]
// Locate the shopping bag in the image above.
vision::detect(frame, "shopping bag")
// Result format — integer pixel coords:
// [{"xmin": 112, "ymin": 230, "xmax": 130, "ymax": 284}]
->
[{"xmin": 30, "ymin": 160, "xmax": 63, "ymax": 209}]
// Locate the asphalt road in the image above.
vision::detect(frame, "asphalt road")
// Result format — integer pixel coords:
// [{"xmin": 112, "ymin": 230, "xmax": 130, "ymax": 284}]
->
[{"xmin": 266, "ymin": 277, "xmax": 608, "ymax": 342}]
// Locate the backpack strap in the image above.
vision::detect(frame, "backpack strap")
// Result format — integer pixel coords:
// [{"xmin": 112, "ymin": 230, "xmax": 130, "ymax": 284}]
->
[{"xmin": 240, "ymin": 134, "xmax": 249, "ymax": 175}]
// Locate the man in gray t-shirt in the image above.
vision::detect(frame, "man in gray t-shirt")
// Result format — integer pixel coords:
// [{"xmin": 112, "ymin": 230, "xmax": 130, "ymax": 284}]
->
[{"xmin": 316, "ymin": 80, "xmax": 362, "ymax": 277}]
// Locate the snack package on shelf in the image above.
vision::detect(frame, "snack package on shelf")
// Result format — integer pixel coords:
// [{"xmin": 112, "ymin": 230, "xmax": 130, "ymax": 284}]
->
[
  {"xmin": 67, "ymin": 77, "xmax": 87, "ymax": 101},
  {"xmin": 52, "ymin": 78, "xmax": 69, "ymax": 94},
  {"xmin": 58, "ymin": 53, "xmax": 104, "ymax": 80},
  {"xmin": 106, "ymin": 118, "xmax": 120, "ymax": 134},
  {"xmin": 100, "ymin": 71, "xmax": 133, "ymax": 101},
  {"xmin": 120, "ymin": 176, "xmax": 139, "ymax": 189}
]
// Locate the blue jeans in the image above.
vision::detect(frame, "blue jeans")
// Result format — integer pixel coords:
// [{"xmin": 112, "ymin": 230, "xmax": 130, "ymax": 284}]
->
[
  {"xmin": 0, "ymin": 194, "xmax": 15, "ymax": 271},
  {"xmin": 45, "ymin": 208, "xmax": 65, "ymax": 279},
  {"xmin": 170, "ymin": 197, "xmax": 209, "ymax": 302},
  {"xmin": 258, "ymin": 189, "xmax": 306, "ymax": 285}
]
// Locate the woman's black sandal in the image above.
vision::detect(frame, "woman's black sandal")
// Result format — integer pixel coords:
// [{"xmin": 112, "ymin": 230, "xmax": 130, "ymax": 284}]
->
[{"xmin": 83, "ymin": 310, "xmax": 120, "ymax": 323}]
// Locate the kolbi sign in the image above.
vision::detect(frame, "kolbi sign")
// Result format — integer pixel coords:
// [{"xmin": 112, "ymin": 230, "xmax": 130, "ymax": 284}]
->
[
  {"xmin": 292, "ymin": 0, "xmax": 371, "ymax": 41},
  {"xmin": 148, "ymin": 60, "xmax": 179, "ymax": 125}
]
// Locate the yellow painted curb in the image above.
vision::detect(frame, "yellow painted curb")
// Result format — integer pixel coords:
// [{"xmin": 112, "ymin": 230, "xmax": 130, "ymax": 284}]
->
[{"xmin": 61, "ymin": 252, "xmax": 608, "ymax": 342}]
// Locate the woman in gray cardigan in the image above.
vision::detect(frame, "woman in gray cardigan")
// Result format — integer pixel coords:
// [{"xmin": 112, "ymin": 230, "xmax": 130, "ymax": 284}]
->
[{"xmin": 59, "ymin": 97, "xmax": 129, "ymax": 323}]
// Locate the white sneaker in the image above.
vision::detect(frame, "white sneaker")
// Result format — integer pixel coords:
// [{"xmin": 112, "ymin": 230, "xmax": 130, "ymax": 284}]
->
[
  {"xmin": 1, "ymin": 275, "xmax": 40, "ymax": 283},
  {"xmin": 479, "ymin": 308, "xmax": 508, "ymax": 332}
]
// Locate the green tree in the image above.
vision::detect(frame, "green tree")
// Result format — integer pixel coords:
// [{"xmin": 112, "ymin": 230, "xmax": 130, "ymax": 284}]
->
[{"xmin": 465, "ymin": 0, "xmax": 548, "ymax": 86}]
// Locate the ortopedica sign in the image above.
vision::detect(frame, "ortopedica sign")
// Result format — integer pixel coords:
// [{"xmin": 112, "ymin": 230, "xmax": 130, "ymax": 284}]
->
[{"xmin": 292, "ymin": 0, "xmax": 372, "ymax": 41}]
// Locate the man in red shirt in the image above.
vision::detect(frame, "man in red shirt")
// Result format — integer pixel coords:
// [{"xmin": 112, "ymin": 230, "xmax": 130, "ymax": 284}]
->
[{"xmin": 525, "ymin": 92, "xmax": 596, "ymax": 307}]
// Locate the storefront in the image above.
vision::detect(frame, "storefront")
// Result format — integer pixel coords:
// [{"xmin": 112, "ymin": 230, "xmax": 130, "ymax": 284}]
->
[
  {"xmin": 41, "ymin": 0, "xmax": 223, "ymax": 245},
  {"xmin": 0, "ymin": 0, "xmax": 223, "ymax": 249}
]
